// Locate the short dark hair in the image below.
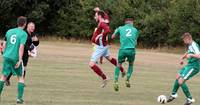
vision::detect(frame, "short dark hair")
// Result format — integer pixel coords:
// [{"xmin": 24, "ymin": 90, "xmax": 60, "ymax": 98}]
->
[
  {"xmin": 182, "ymin": 32, "xmax": 192, "ymax": 39},
  {"xmin": 17, "ymin": 16, "xmax": 27, "ymax": 27},
  {"xmin": 124, "ymin": 16, "xmax": 134, "ymax": 22},
  {"xmin": 97, "ymin": 11, "xmax": 105, "ymax": 18}
]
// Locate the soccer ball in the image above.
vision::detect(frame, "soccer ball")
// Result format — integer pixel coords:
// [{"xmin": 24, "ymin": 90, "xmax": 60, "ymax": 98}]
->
[{"xmin": 157, "ymin": 95, "xmax": 167, "ymax": 104}]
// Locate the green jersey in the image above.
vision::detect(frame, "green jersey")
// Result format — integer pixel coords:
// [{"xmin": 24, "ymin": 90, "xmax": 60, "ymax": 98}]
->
[
  {"xmin": 187, "ymin": 41, "xmax": 200, "ymax": 66},
  {"xmin": 3, "ymin": 28, "xmax": 27, "ymax": 61},
  {"xmin": 113, "ymin": 24, "xmax": 139, "ymax": 50}
]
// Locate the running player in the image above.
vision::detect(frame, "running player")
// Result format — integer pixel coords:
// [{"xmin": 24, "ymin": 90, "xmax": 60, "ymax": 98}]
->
[
  {"xmin": 89, "ymin": 11, "xmax": 124, "ymax": 88},
  {"xmin": 93, "ymin": 7, "xmax": 109, "ymax": 64},
  {"xmin": 167, "ymin": 33, "xmax": 200, "ymax": 105},
  {"xmin": 93, "ymin": 7, "xmax": 125, "ymax": 72},
  {"xmin": 0, "ymin": 16, "xmax": 27, "ymax": 104},
  {"xmin": 5, "ymin": 22, "xmax": 39, "ymax": 86},
  {"xmin": 112, "ymin": 17, "xmax": 139, "ymax": 91}
]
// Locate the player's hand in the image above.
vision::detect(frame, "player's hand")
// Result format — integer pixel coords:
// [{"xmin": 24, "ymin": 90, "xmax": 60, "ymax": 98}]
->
[
  {"xmin": 180, "ymin": 60, "xmax": 184, "ymax": 65},
  {"xmin": 94, "ymin": 7, "xmax": 100, "ymax": 12},
  {"xmin": 28, "ymin": 51, "xmax": 31, "ymax": 56},
  {"xmin": 15, "ymin": 60, "xmax": 22, "ymax": 69}
]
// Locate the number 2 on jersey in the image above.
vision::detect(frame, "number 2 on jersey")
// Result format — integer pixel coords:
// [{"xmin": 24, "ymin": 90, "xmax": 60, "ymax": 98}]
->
[
  {"xmin": 126, "ymin": 29, "xmax": 132, "ymax": 37},
  {"xmin": 10, "ymin": 34, "xmax": 17, "ymax": 44}
]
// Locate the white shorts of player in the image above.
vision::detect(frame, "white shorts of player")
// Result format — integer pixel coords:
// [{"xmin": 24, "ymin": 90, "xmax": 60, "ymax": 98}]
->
[{"xmin": 90, "ymin": 45, "xmax": 110, "ymax": 62}]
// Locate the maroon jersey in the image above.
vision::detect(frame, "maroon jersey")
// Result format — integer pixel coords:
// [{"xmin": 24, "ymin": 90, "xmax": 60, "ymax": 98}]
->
[{"xmin": 91, "ymin": 22, "xmax": 110, "ymax": 46}]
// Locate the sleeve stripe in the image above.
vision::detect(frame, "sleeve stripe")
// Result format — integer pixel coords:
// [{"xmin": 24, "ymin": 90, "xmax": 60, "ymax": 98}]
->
[{"xmin": 191, "ymin": 42, "xmax": 200, "ymax": 54}]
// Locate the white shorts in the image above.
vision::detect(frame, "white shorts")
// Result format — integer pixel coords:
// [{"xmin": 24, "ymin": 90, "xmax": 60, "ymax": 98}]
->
[{"xmin": 90, "ymin": 45, "xmax": 110, "ymax": 62}]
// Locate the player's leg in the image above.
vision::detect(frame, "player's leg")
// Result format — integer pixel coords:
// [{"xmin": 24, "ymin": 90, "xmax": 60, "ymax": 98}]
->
[
  {"xmin": 15, "ymin": 64, "xmax": 25, "ymax": 104},
  {"xmin": 167, "ymin": 73, "xmax": 180, "ymax": 102},
  {"xmin": 22, "ymin": 55, "xmax": 29, "ymax": 79},
  {"xmin": 180, "ymin": 67, "xmax": 199, "ymax": 105},
  {"xmin": 126, "ymin": 61, "xmax": 133, "ymax": 88},
  {"xmin": 23, "ymin": 67, "xmax": 26, "ymax": 78},
  {"xmin": 113, "ymin": 63, "xmax": 122, "ymax": 91},
  {"xmin": 89, "ymin": 61, "xmax": 107, "ymax": 80},
  {"xmin": 104, "ymin": 49, "xmax": 125, "ymax": 75},
  {"xmin": 17, "ymin": 76, "xmax": 25, "ymax": 104},
  {"xmin": 0, "ymin": 75, "xmax": 7, "ymax": 96},
  {"xmin": 168, "ymin": 66, "xmax": 199, "ymax": 104},
  {"xmin": 5, "ymin": 72, "xmax": 12, "ymax": 86},
  {"xmin": 89, "ymin": 46, "xmax": 108, "ymax": 88},
  {"xmin": 0, "ymin": 58, "xmax": 13, "ymax": 96},
  {"xmin": 113, "ymin": 49, "xmax": 126, "ymax": 91},
  {"xmin": 125, "ymin": 49, "xmax": 136, "ymax": 88},
  {"xmin": 99, "ymin": 56, "xmax": 103, "ymax": 64}
]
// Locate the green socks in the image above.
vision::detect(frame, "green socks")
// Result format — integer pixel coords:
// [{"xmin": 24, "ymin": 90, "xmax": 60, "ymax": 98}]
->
[
  {"xmin": 0, "ymin": 81, "xmax": 25, "ymax": 100},
  {"xmin": 172, "ymin": 79, "xmax": 179, "ymax": 95},
  {"xmin": 17, "ymin": 82, "xmax": 25, "ymax": 100},
  {"xmin": 172, "ymin": 79, "xmax": 192, "ymax": 99},
  {"xmin": 114, "ymin": 64, "xmax": 134, "ymax": 82},
  {"xmin": 114, "ymin": 67, "xmax": 120, "ymax": 82},
  {"xmin": 0, "ymin": 81, "xmax": 5, "ymax": 95},
  {"xmin": 181, "ymin": 82, "xmax": 192, "ymax": 99},
  {"xmin": 127, "ymin": 65, "xmax": 133, "ymax": 81}
]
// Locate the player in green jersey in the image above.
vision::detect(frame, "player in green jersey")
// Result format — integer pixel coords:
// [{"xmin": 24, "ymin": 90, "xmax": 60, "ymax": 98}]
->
[
  {"xmin": 167, "ymin": 33, "xmax": 200, "ymax": 105},
  {"xmin": 0, "ymin": 16, "xmax": 27, "ymax": 104},
  {"xmin": 112, "ymin": 17, "xmax": 139, "ymax": 91}
]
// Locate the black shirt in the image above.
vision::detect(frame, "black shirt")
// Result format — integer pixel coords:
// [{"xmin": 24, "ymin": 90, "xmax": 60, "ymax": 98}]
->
[{"xmin": 23, "ymin": 31, "xmax": 39, "ymax": 58}]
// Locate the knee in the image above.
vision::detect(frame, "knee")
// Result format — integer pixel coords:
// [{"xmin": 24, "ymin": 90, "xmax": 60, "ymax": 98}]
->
[
  {"xmin": 18, "ymin": 77, "xmax": 25, "ymax": 83},
  {"xmin": 89, "ymin": 61, "xmax": 95, "ymax": 67},
  {"xmin": 106, "ymin": 56, "xmax": 112, "ymax": 61},
  {"xmin": 178, "ymin": 78, "xmax": 184, "ymax": 85}
]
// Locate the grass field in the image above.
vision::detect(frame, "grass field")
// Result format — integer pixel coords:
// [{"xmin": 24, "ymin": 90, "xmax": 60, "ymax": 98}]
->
[{"xmin": 0, "ymin": 41, "xmax": 200, "ymax": 105}]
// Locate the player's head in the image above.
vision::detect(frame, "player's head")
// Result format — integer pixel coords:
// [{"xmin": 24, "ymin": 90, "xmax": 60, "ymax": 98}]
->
[
  {"xmin": 104, "ymin": 9, "xmax": 111, "ymax": 15},
  {"xmin": 27, "ymin": 22, "xmax": 35, "ymax": 33},
  {"xmin": 95, "ymin": 11, "xmax": 105, "ymax": 22},
  {"xmin": 17, "ymin": 16, "xmax": 27, "ymax": 28},
  {"xmin": 182, "ymin": 32, "xmax": 193, "ymax": 45},
  {"xmin": 124, "ymin": 17, "xmax": 134, "ymax": 25}
]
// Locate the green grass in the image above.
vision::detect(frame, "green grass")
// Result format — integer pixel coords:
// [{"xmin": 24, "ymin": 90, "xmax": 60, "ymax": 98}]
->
[{"xmin": 0, "ymin": 41, "xmax": 200, "ymax": 105}]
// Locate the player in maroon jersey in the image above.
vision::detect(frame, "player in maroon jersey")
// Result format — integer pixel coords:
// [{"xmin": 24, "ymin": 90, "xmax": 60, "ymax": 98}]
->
[{"xmin": 89, "ymin": 11, "xmax": 124, "ymax": 88}]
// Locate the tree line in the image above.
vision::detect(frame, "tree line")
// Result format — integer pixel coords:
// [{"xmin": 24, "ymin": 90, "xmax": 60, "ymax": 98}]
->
[{"xmin": 1, "ymin": 0, "xmax": 200, "ymax": 48}]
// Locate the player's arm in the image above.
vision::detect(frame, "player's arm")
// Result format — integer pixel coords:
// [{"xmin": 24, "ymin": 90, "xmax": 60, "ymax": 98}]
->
[
  {"xmin": 15, "ymin": 33, "xmax": 27, "ymax": 69},
  {"xmin": 181, "ymin": 53, "xmax": 188, "ymax": 59},
  {"xmin": 1, "ymin": 37, "xmax": 7, "ymax": 54},
  {"xmin": 94, "ymin": 23, "xmax": 110, "ymax": 43},
  {"xmin": 101, "ymin": 23, "xmax": 110, "ymax": 37},
  {"xmin": 186, "ymin": 52, "xmax": 200, "ymax": 59},
  {"xmin": 180, "ymin": 53, "xmax": 187, "ymax": 65},
  {"xmin": 112, "ymin": 28, "xmax": 120, "ymax": 39},
  {"xmin": 187, "ymin": 54, "xmax": 200, "ymax": 58},
  {"xmin": 15, "ymin": 44, "xmax": 24, "ymax": 68}
]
